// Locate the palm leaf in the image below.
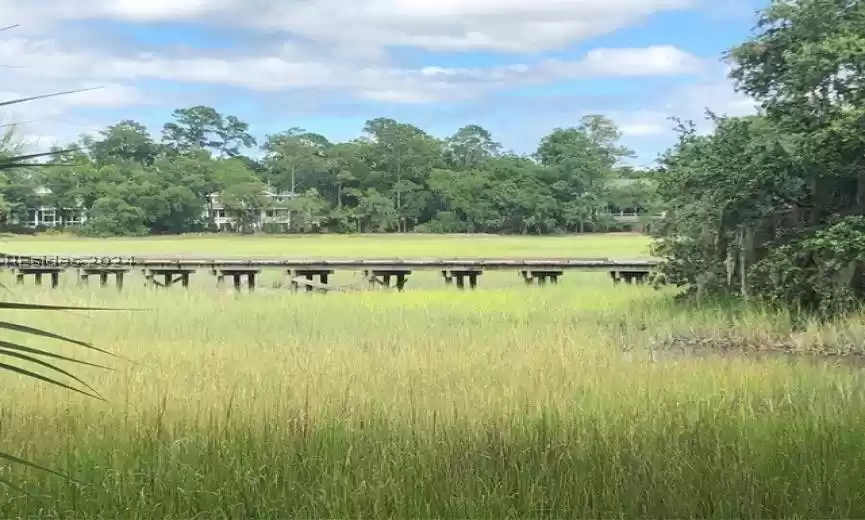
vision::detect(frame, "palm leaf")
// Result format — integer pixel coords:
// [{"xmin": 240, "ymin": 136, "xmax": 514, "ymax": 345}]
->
[
  {"xmin": 0, "ymin": 451, "xmax": 83, "ymax": 483},
  {"xmin": 0, "ymin": 302, "xmax": 133, "ymax": 311},
  {"xmin": 0, "ymin": 149, "xmax": 78, "ymax": 169},
  {"xmin": 0, "ymin": 88, "xmax": 102, "ymax": 109},
  {"xmin": 0, "ymin": 338, "xmax": 111, "ymax": 370},
  {"xmin": 0, "ymin": 55, "xmax": 116, "ymax": 493},
  {"xmin": 0, "ymin": 321, "xmax": 114, "ymax": 355},
  {"xmin": 0, "ymin": 356, "xmax": 103, "ymax": 400}
]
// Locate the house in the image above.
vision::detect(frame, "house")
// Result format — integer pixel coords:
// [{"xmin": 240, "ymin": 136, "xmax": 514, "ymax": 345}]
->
[
  {"xmin": 11, "ymin": 186, "xmax": 88, "ymax": 228},
  {"xmin": 203, "ymin": 189, "xmax": 297, "ymax": 231},
  {"xmin": 604, "ymin": 177, "xmax": 656, "ymax": 221}
]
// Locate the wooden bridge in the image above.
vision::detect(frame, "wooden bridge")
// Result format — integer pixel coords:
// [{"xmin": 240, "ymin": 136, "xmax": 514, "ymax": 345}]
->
[{"xmin": 0, "ymin": 255, "xmax": 660, "ymax": 292}]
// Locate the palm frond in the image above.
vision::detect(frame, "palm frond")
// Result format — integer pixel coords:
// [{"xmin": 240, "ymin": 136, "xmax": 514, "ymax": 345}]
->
[
  {"xmin": 0, "ymin": 452, "xmax": 83, "ymax": 483},
  {"xmin": 0, "ymin": 88, "xmax": 102, "ymax": 109},
  {"xmin": 0, "ymin": 149, "xmax": 78, "ymax": 169},
  {"xmin": 0, "ymin": 320, "xmax": 111, "ymax": 353},
  {"xmin": 0, "ymin": 357, "xmax": 103, "ymax": 400},
  {"xmin": 0, "ymin": 302, "xmax": 132, "ymax": 311},
  {"xmin": 0, "ymin": 48, "xmax": 118, "ymax": 493}
]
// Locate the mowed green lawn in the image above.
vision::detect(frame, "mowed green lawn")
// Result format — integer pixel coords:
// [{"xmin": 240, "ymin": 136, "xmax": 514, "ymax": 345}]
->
[
  {"xmin": 2, "ymin": 232, "xmax": 865, "ymax": 518},
  {"xmin": 0, "ymin": 232, "xmax": 652, "ymax": 258}
]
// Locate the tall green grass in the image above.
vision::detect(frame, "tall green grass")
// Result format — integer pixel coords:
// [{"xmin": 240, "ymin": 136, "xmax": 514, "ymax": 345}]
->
[{"xmin": 2, "ymin": 273, "xmax": 865, "ymax": 518}]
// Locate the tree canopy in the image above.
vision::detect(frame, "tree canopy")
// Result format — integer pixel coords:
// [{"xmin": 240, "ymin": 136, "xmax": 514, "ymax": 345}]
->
[
  {"xmin": 0, "ymin": 113, "xmax": 658, "ymax": 236},
  {"xmin": 652, "ymin": 0, "xmax": 865, "ymax": 316}
]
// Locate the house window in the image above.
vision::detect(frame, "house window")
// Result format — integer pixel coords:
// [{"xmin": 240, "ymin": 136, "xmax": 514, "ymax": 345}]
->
[
  {"xmin": 40, "ymin": 209, "xmax": 57, "ymax": 226},
  {"xmin": 63, "ymin": 209, "xmax": 84, "ymax": 225}
]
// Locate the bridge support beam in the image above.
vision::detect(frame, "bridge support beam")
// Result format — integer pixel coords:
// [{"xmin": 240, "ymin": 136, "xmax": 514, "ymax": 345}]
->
[
  {"xmin": 79, "ymin": 267, "xmax": 131, "ymax": 290},
  {"xmin": 520, "ymin": 270, "xmax": 563, "ymax": 286},
  {"xmin": 289, "ymin": 269, "xmax": 335, "ymax": 293},
  {"xmin": 145, "ymin": 268, "xmax": 196, "ymax": 288},
  {"xmin": 15, "ymin": 267, "xmax": 62, "ymax": 288},
  {"xmin": 610, "ymin": 271, "xmax": 649, "ymax": 284},
  {"xmin": 215, "ymin": 268, "xmax": 259, "ymax": 292},
  {"xmin": 364, "ymin": 269, "xmax": 412, "ymax": 291},
  {"xmin": 442, "ymin": 269, "xmax": 482, "ymax": 290}
]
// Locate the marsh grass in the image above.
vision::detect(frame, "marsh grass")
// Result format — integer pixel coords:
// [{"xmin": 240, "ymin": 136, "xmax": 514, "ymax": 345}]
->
[
  {"xmin": 0, "ymin": 232, "xmax": 652, "ymax": 258},
  {"xmin": 1, "ymin": 277, "xmax": 865, "ymax": 518},
  {"xmin": 1, "ymin": 235, "xmax": 864, "ymax": 517}
]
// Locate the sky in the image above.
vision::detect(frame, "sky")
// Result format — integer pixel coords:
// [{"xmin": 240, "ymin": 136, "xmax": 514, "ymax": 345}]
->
[{"xmin": 0, "ymin": 0, "xmax": 766, "ymax": 167}]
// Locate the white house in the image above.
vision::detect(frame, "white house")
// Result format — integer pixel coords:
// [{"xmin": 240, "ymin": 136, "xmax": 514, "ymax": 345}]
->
[
  {"xmin": 13, "ymin": 186, "xmax": 297, "ymax": 231},
  {"xmin": 203, "ymin": 189, "xmax": 296, "ymax": 231},
  {"xmin": 13, "ymin": 186, "xmax": 88, "ymax": 228}
]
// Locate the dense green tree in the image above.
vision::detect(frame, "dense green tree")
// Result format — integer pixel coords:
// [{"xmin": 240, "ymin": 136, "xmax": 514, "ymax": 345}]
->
[
  {"xmin": 162, "ymin": 106, "xmax": 256, "ymax": 157},
  {"xmin": 652, "ymin": 0, "xmax": 865, "ymax": 316},
  {"xmin": 86, "ymin": 120, "xmax": 162, "ymax": 166},
  {"xmin": 6, "ymin": 104, "xmax": 656, "ymax": 237}
]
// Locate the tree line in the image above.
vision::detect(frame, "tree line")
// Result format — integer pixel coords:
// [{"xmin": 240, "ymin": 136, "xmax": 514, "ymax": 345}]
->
[
  {"xmin": 0, "ymin": 110, "xmax": 658, "ymax": 236},
  {"xmin": 653, "ymin": 0, "xmax": 865, "ymax": 316}
]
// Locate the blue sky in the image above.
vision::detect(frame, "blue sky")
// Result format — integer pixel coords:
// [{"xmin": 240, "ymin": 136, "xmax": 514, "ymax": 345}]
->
[{"xmin": 0, "ymin": 0, "xmax": 764, "ymax": 166}]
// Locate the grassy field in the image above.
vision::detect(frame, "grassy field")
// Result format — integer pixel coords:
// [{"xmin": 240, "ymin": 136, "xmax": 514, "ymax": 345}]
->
[
  {"xmin": 2, "ymin": 234, "xmax": 865, "ymax": 518},
  {"xmin": 0, "ymin": 232, "xmax": 652, "ymax": 258}
]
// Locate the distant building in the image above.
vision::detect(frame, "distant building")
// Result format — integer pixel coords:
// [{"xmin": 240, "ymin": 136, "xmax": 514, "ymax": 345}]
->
[
  {"xmin": 603, "ymin": 177, "xmax": 661, "ymax": 232},
  {"xmin": 203, "ymin": 189, "xmax": 296, "ymax": 231},
  {"xmin": 10, "ymin": 186, "xmax": 298, "ymax": 232},
  {"xmin": 11, "ymin": 187, "xmax": 88, "ymax": 228}
]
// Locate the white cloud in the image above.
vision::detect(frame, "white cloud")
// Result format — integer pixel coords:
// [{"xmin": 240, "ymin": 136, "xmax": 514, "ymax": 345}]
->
[
  {"xmin": 620, "ymin": 120, "xmax": 669, "ymax": 137},
  {"xmin": 1, "ymin": 0, "xmax": 698, "ymax": 53},
  {"xmin": 0, "ymin": 37, "xmax": 703, "ymax": 104},
  {"xmin": 541, "ymin": 45, "xmax": 704, "ymax": 78},
  {"xmin": 0, "ymin": 0, "xmax": 722, "ymax": 157}
]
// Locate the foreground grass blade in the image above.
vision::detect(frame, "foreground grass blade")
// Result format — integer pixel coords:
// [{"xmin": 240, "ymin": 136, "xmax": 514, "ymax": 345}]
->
[
  {"xmin": 0, "ymin": 340, "xmax": 111, "ymax": 370},
  {"xmin": 0, "ymin": 361, "xmax": 104, "ymax": 400},
  {"xmin": 0, "ymin": 476, "xmax": 34, "ymax": 497},
  {"xmin": 0, "ymin": 302, "xmax": 137, "ymax": 311},
  {"xmin": 0, "ymin": 321, "xmax": 118, "ymax": 357},
  {"xmin": 0, "ymin": 348, "xmax": 104, "ymax": 397},
  {"xmin": 0, "ymin": 452, "xmax": 79, "ymax": 482}
]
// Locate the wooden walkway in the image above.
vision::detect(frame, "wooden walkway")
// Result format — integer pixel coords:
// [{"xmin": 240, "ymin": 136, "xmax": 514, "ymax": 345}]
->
[{"xmin": 0, "ymin": 255, "xmax": 659, "ymax": 292}]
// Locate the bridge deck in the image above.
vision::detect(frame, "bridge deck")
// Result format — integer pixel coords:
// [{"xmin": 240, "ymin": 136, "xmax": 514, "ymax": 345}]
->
[{"xmin": 2, "ymin": 255, "xmax": 659, "ymax": 271}]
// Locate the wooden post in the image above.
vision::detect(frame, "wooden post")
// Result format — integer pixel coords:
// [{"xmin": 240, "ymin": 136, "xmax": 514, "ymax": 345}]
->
[{"xmin": 445, "ymin": 270, "xmax": 481, "ymax": 290}]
